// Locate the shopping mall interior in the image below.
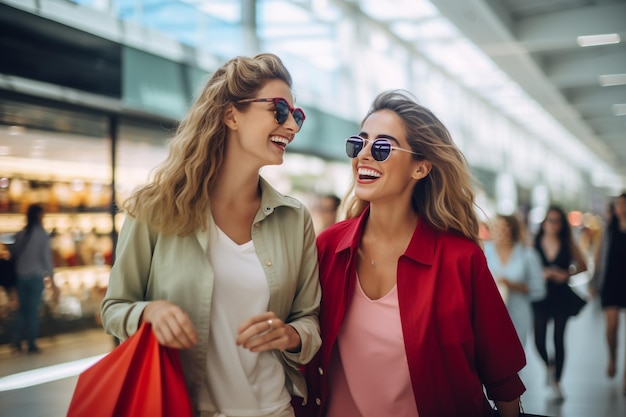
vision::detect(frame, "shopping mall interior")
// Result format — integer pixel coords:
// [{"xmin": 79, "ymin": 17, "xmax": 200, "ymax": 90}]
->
[{"xmin": 0, "ymin": 0, "xmax": 625, "ymax": 416}]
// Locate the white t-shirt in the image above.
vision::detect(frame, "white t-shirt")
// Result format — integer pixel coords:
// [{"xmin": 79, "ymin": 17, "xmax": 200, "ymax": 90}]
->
[{"xmin": 198, "ymin": 222, "xmax": 290, "ymax": 416}]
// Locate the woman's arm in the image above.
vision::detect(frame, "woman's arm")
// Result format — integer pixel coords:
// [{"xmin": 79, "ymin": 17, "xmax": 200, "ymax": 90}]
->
[
  {"xmin": 525, "ymin": 248, "xmax": 547, "ymax": 301},
  {"xmin": 498, "ymin": 277, "xmax": 528, "ymax": 294},
  {"xmin": 101, "ymin": 217, "xmax": 155, "ymax": 340},
  {"xmin": 589, "ymin": 229, "xmax": 607, "ymax": 297},
  {"xmin": 280, "ymin": 209, "xmax": 322, "ymax": 366},
  {"xmin": 494, "ymin": 398, "xmax": 520, "ymax": 417},
  {"xmin": 570, "ymin": 240, "xmax": 588, "ymax": 275}
]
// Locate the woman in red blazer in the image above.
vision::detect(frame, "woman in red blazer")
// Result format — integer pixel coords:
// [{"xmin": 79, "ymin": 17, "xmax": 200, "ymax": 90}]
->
[{"xmin": 294, "ymin": 90, "xmax": 526, "ymax": 417}]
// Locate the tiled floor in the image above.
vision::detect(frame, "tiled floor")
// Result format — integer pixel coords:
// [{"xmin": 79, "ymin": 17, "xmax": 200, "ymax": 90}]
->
[
  {"xmin": 0, "ymin": 328, "xmax": 115, "ymax": 417},
  {"xmin": 519, "ymin": 297, "xmax": 626, "ymax": 417},
  {"xmin": 0, "ymin": 297, "xmax": 625, "ymax": 417}
]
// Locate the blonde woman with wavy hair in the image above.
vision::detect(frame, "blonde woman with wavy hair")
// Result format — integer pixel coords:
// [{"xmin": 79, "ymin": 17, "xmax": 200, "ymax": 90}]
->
[
  {"xmin": 296, "ymin": 90, "xmax": 525, "ymax": 417},
  {"xmin": 102, "ymin": 53, "xmax": 321, "ymax": 417}
]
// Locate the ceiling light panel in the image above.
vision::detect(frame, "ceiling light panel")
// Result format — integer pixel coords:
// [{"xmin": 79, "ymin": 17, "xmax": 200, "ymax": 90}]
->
[
  {"xmin": 360, "ymin": 0, "xmax": 439, "ymax": 21},
  {"xmin": 612, "ymin": 104, "xmax": 626, "ymax": 116},
  {"xmin": 577, "ymin": 34, "xmax": 621, "ymax": 47},
  {"xmin": 599, "ymin": 74, "xmax": 626, "ymax": 87}
]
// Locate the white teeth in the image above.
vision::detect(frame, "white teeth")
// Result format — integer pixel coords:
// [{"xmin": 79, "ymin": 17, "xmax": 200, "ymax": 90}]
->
[
  {"xmin": 358, "ymin": 168, "xmax": 381, "ymax": 178},
  {"xmin": 270, "ymin": 136, "xmax": 289, "ymax": 146}
]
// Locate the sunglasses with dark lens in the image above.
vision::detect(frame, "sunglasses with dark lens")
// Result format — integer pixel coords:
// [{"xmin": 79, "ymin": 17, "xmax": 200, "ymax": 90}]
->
[
  {"xmin": 345, "ymin": 135, "xmax": 421, "ymax": 162},
  {"xmin": 237, "ymin": 97, "xmax": 306, "ymax": 129}
]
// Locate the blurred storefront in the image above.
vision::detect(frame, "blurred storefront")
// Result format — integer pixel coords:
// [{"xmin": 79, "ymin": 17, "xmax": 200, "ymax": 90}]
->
[
  {"xmin": 1, "ymin": 0, "xmax": 618, "ymax": 340},
  {"xmin": 0, "ymin": 0, "xmax": 357, "ymax": 340},
  {"xmin": 0, "ymin": 99, "xmax": 175, "ymax": 341}
]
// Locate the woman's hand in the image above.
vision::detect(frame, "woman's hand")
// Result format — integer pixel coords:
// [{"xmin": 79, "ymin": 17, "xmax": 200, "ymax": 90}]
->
[
  {"xmin": 0, "ymin": 244, "xmax": 10, "ymax": 260},
  {"xmin": 236, "ymin": 311, "xmax": 301, "ymax": 353},
  {"xmin": 142, "ymin": 300, "xmax": 198, "ymax": 349},
  {"xmin": 494, "ymin": 397, "xmax": 521, "ymax": 417},
  {"xmin": 543, "ymin": 266, "xmax": 569, "ymax": 283},
  {"xmin": 498, "ymin": 277, "xmax": 529, "ymax": 294}
]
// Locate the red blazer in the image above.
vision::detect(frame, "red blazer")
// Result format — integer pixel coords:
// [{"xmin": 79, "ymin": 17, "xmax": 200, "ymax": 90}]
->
[{"xmin": 294, "ymin": 208, "xmax": 526, "ymax": 417}]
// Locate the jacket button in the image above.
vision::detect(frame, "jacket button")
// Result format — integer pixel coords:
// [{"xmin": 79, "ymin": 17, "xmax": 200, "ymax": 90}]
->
[
  {"xmin": 254, "ymin": 222, "xmax": 260, "ymax": 228},
  {"xmin": 265, "ymin": 260, "xmax": 272, "ymax": 267},
  {"xmin": 315, "ymin": 398, "xmax": 321, "ymax": 406},
  {"xmin": 318, "ymin": 367, "xmax": 324, "ymax": 375}
]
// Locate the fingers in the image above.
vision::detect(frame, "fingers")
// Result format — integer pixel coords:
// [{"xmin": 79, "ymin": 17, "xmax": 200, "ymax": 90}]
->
[
  {"xmin": 143, "ymin": 300, "xmax": 198, "ymax": 349},
  {"xmin": 236, "ymin": 311, "xmax": 276, "ymax": 334},
  {"xmin": 236, "ymin": 312, "xmax": 291, "ymax": 352}
]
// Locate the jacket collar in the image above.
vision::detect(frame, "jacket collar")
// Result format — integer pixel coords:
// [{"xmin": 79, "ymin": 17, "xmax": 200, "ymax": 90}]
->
[
  {"xmin": 335, "ymin": 205, "xmax": 437, "ymax": 266},
  {"xmin": 195, "ymin": 176, "xmax": 299, "ymax": 252},
  {"xmin": 255, "ymin": 176, "xmax": 301, "ymax": 222}
]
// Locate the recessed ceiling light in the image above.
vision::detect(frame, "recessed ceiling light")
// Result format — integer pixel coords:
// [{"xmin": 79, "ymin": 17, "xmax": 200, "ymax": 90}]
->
[
  {"xmin": 612, "ymin": 104, "xmax": 626, "ymax": 116},
  {"xmin": 599, "ymin": 74, "xmax": 626, "ymax": 86},
  {"xmin": 577, "ymin": 33, "xmax": 621, "ymax": 47}
]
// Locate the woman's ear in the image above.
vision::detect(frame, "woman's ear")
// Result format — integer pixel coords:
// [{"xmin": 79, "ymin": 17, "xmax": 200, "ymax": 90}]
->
[
  {"xmin": 412, "ymin": 161, "xmax": 432, "ymax": 180},
  {"xmin": 223, "ymin": 104, "xmax": 238, "ymax": 131}
]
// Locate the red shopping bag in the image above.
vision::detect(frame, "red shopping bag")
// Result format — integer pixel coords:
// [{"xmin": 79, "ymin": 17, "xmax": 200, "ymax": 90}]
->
[{"xmin": 67, "ymin": 322, "xmax": 193, "ymax": 417}]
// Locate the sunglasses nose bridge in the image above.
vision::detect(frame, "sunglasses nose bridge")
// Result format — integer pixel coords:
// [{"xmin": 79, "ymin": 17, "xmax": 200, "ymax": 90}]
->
[
  {"xmin": 282, "ymin": 111, "xmax": 302, "ymax": 132},
  {"xmin": 360, "ymin": 138, "xmax": 378, "ymax": 159},
  {"xmin": 353, "ymin": 138, "xmax": 373, "ymax": 158},
  {"xmin": 359, "ymin": 139, "xmax": 392, "ymax": 162},
  {"xmin": 276, "ymin": 101, "xmax": 304, "ymax": 131}
]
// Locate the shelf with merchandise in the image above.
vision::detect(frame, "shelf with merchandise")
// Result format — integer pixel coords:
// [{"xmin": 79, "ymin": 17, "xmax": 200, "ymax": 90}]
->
[
  {"xmin": 0, "ymin": 211, "xmax": 125, "ymax": 234},
  {"xmin": 0, "ymin": 264, "xmax": 113, "ymax": 344}
]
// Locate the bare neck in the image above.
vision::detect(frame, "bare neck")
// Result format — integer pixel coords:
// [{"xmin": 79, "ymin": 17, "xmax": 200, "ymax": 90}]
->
[{"xmin": 365, "ymin": 205, "xmax": 418, "ymax": 240}]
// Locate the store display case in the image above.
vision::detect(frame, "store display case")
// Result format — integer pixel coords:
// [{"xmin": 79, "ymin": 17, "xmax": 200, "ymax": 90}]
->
[{"xmin": 0, "ymin": 176, "xmax": 123, "ymax": 342}]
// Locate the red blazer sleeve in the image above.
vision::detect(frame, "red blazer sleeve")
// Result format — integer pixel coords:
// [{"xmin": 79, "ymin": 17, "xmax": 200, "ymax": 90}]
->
[{"xmin": 471, "ymin": 249, "xmax": 526, "ymax": 401}]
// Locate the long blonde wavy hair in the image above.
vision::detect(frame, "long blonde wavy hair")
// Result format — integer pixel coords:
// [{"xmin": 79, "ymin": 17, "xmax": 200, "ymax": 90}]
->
[
  {"xmin": 123, "ymin": 53, "xmax": 293, "ymax": 235},
  {"xmin": 343, "ymin": 90, "xmax": 480, "ymax": 243}
]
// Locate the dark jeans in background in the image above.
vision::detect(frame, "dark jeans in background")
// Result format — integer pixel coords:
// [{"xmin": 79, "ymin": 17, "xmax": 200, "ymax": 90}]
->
[
  {"xmin": 14, "ymin": 273, "xmax": 45, "ymax": 350},
  {"xmin": 533, "ymin": 311, "xmax": 570, "ymax": 382}
]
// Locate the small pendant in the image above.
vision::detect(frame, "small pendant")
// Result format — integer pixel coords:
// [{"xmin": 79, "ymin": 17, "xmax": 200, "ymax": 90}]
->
[{"xmin": 371, "ymin": 259, "xmax": 377, "ymax": 268}]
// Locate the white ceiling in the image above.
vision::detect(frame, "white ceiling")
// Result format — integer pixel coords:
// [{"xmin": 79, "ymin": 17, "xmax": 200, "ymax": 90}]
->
[
  {"xmin": 248, "ymin": 0, "xmax": 625, "ymax": 184},
  {"xmin": 429, "ymin": 0, "xmax": 626, "ymax": 178},
  {"xmin": 8, "ymin": 0, "xmax": 626, "ymax": 187}
]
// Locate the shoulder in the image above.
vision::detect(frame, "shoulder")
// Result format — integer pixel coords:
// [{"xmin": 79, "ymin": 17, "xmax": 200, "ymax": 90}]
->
[
  {"xmin": 482, "ymin": 240, "xmax": 495, "ymax": 254},
  {"xmin": 118, "ymin": 214, "xmax": 160, "ymax": 244},
  {"xmin": 32, "ymin": 225, "xmax": 50, "ymax": 239},
  {"xmin": 319, "ymin": 217, "xmax": 358, "ymax": 236},
  {"xmin": 436, "ymin": 229, "xmax": 484, "ymax": 258},
  {"xmin": 259, "ymin": 177, "xmax": 310, "ymax": 215},
  {"xmin": 404, "ymin": 222, "xmax": 485, "ymax": 273},
  {"xmin": 317, "ymin": 218, "xmax": 358, "ymax": 247},
  {"xmin": 521, "ymin": 244, "xmax": 540, "ymax": 259}
]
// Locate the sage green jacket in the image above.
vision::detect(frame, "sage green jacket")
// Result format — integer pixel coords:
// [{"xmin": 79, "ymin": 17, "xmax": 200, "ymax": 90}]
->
[{"xmin": 101, "ymin": 177, "xmax": 321, "ymax": 410}]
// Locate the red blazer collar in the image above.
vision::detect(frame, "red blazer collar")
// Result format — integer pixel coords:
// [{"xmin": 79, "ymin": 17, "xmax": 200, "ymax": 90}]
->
[{"xmin": 335, "ymin": 206, "xmax": 438, "ymax": 266}]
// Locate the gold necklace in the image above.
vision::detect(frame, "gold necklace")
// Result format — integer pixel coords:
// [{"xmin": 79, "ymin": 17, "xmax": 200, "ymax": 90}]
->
[{"xmin": 360, "ymin": 217, "xmax": 417, "ymax": 268}]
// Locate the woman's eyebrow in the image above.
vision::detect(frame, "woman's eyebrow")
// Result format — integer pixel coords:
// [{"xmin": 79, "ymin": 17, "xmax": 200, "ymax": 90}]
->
[
  {"xmin": 358, "ymin": 132, "xmax": 400, "ymax": 144},
  {"xmin": 377, "ymin": 134, "xmax": 399, "ymax": 143}
]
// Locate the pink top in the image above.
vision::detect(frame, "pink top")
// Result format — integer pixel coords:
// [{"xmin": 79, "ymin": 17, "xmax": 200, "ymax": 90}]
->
[{"xmin": 326, "ymin": 276, "xmax": 419, "ymax": 417}]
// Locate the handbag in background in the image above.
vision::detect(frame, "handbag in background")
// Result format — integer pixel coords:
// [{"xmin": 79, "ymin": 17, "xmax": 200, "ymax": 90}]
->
[
  {"xmin": 66, "ymin": 322, "xmax": 193, "ymax": 417},
  {"xmin": 565, "ymin": 285, "xmax": 587, "ymax": 317},
  {"xmin": 0, "ymin": 257, "xmax": 16, "ymax": 290}
]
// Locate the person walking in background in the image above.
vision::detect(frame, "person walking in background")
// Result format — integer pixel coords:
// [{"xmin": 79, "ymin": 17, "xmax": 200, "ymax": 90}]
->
[
  {"xmin": 313, "ymin": 193, "xmax": 340, "ymax": 233},
  {"xmin": 0, "ymin": 241, "xmax": 19, "ymax": 315},
  {"xmin": 591, "ymin": 192, "xmax": 626, "ymax": 394},
  {"xmin": 483, "ymin": 214, "xmax": 546, "ymax": 345},
  {"xmin": 11, "ymin": 203, "xmax": 58, "ymax": 353},
  {"xmin": 296, "ymin": 90, "xmax": 525, "ymax": 417},
  {"xmin": 532, "ymin": 206, "xmax": 588, "ymax": 402},
  {"xmin": 0, "ymin": 241, "xmax": 16, "ymax": 292},
  {"xmin": 101, "ymin": 53, "xmax": 321, "ymax": 417}
]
